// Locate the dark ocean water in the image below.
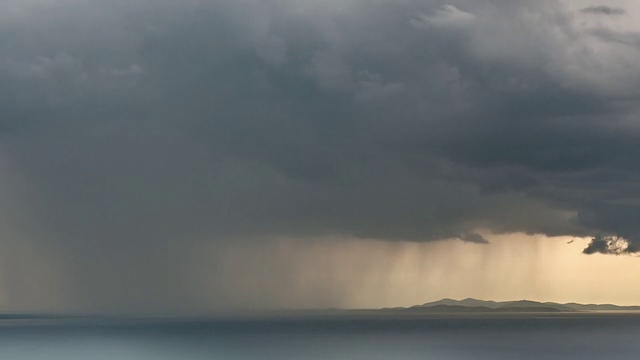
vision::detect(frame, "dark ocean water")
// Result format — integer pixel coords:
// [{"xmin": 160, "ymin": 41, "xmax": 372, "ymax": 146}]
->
[{"xmin": 0, "ymin": 313, "xmax": 639, "ymax": 359}]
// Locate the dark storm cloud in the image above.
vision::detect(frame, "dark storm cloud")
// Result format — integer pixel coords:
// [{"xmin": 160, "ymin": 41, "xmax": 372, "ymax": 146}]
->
[
  {"xmin": 581, "ymin": 6, "xmax": 626, "ymax": 15},
  {"xmin": 590, "ymin": 28, "xmax": 640, "ymax": 48},
  {"xmin": 459, "ymin": 233, "xmax": 490, "ymax": 244},
  {"xmin": 583, "ymin": 236, "xmax": 639, "ymax": 255},
  {"xmin": 1, "ymin": 0, "xmax": 640, "ymax": 312}
]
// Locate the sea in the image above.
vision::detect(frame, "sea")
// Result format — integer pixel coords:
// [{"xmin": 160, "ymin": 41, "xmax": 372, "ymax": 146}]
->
[{"xmin": 0, "ymin": 313, "xmax": 639, "ymax": 359}]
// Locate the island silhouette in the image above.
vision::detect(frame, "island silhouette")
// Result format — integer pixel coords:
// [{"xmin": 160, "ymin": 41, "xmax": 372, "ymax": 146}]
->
[{"xmin": 381, "ymin": 298, "xmax": 640, "ymax": 313}]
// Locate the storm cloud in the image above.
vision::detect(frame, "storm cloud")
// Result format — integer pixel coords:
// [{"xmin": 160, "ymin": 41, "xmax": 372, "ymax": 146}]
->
[
  {"xmin": 583, "ymin": 236, "xmax": 639, "ymax": 255},
  {"xmin": 581, "ymin": 5, "xmax": 626, "ymax": 15},
  {"xmin": 1, "ymin": 0, "xmax": 640, "ymax": 312}
]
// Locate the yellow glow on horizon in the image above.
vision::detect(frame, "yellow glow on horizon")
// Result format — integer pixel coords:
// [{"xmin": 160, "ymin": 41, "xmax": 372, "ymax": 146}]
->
[{"xmin": 193, "ymin": 233, "xmax": 640, "ymax": 310}]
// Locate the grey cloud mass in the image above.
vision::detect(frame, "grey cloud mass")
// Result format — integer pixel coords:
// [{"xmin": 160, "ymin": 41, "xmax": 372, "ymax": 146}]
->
[
  {"xmin": 459, "ymin": 232, "xmax": 490, "ymax": 244},
  {"xmin": 581, "ymin": 5, "xmax": 626, "ymax": 15},
  {"xmin": 583, "ymin": 236, "xmax": 639, "ymax": 255},
  {"xmin": 1, "ymin": 0, "xmax": 640, "ymax": 312}
]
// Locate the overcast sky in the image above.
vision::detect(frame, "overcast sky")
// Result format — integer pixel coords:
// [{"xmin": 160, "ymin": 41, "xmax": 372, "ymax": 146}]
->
[{"xmin": 1, "ymin": 0, "xmax": 640, "ymax": 314}]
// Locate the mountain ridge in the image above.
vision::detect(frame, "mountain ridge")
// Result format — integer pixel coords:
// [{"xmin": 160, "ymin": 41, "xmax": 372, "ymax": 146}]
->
[{"xmin": 406, "ymin": 298, "xmax": 640, "ymax": 312}]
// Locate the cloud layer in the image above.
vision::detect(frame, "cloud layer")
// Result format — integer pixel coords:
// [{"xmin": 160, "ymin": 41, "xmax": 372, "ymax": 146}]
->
[
  {"xmin": 581, "ymin": 5, "xmax": 626, "ymax": 15},
  {"xmin": 1, "ymin": 0, "xmax": 640, "ymax": 312}
]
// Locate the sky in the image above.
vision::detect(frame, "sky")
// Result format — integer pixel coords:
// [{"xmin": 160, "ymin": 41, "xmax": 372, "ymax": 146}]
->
[{"xmin": 1, "ymin": 0, "xmax": 640, "ymax": 314}]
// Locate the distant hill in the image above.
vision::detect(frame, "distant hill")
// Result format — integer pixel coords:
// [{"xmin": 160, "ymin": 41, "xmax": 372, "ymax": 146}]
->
[
  {"xmin": 499, "ymin": 300, "xmax": 575, "ymax": 312},
  {"xmin": 404, "ymin": 298, "xmax": 640, "ymax": 313},
  {"xmin": 415, "ymin": 298, "xmax": 500, "ymax": 308},
  {"xmin": 403, "ymin": 304, "xmax": 564, "ymax": 313},
  {"xmin": 563, "ymin": 303, "xmax": 640, "ymax": 311}
]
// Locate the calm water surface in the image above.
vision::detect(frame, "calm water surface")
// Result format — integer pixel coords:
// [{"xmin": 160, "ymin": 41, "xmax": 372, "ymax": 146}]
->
[{"xmin": 0, "ymin": 313, "xmax": 639, "ymax": 359}]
